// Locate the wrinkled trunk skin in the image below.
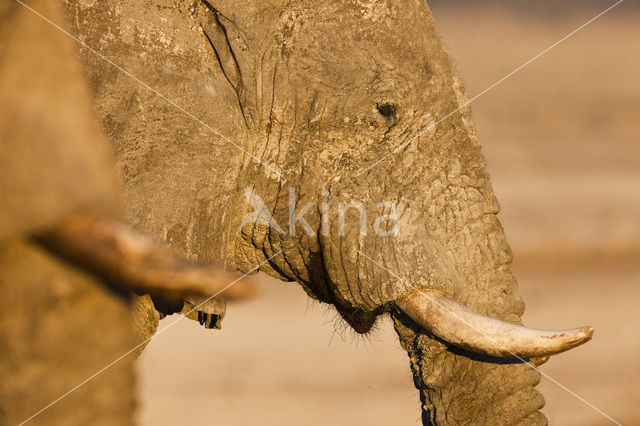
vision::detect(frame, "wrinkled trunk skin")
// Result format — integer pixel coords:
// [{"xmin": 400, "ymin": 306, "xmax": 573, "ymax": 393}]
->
[
  {"xmin": 386, "ymin": 211, "xmax": 547, "ymax": 424},
  {"xmin": 384, "ymin": 203, "xmax": 547, "ymax": 425},
  {"xmin": 393, "ymin": 312, "xmax": 546, "ymax": 425}
]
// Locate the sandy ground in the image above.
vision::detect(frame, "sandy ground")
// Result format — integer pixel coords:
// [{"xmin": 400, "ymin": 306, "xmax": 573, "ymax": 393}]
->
[{"xmin": 137, "ymin": 6, "xmax": 640, "ymax": 426}]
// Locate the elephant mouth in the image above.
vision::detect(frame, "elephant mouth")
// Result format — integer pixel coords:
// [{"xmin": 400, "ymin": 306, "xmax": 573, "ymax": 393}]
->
[
  {"xmin": 344, "ymin": 215, "xmax": 594, "ymax": 361},
  {"xmin": 355, "ymin": 249, "xmax": 594, "ymax": 360},
  {"xmin": 327, "ymin": 245, "xmax": 593, "ymax": 360}
]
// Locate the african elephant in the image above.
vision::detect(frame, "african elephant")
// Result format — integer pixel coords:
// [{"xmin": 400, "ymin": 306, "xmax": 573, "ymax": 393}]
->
[{"xmin": 62, "ymin": 0, "xmax": 593, "ymax": 424}]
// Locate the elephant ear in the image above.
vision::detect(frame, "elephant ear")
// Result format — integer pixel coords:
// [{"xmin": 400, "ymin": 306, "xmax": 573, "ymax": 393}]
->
[
  {"xmin": 196, "ymin": 0, "xmax": 299, "ymax": 135},
  {"xmin": 199, "ymin": 0, "xmax": 257, "ymax": 128},
  {"xmin": 0, "ymin": 0, "xmax": 119, "ymax": 243}
]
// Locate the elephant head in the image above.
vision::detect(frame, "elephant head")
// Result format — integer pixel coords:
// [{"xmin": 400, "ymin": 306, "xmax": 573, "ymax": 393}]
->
[
  {"xmin": 65, "ymin": 0, "xmax": 592, "ymax": 423},
  {"xmin": 217, "ymin": 2, "xmax": 592, "ymax": 423}
]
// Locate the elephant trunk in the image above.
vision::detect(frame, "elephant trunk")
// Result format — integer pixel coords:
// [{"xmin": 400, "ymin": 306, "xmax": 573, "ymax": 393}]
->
[
  {"xmin": 373, "ymin": 205, "xmax": 554, "ymax": 424},
  {"xmin": 392, "ymin": 309, "xmax": 548, "ymax": 425}
]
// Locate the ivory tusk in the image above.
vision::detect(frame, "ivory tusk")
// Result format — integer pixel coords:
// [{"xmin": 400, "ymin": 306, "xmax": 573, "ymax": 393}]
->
[
  {"xmin": 396, "ymin": 289, "xmax": 594, "ymax": 359},
  {"xmin": 36, "ymin": 211, "xmax": 255, "ymax": 301}
]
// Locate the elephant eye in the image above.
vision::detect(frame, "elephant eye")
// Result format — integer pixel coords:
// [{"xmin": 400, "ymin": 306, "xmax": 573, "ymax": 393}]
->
[{"xmin": 376, "ymin": 102, "xmax": 397, "ymax": 118}]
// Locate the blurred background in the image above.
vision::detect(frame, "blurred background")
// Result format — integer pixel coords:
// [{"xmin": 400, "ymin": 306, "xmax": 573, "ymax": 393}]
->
[{"xmin": 137, "ymin": 2, "xmax": 640, "ymax": 425}]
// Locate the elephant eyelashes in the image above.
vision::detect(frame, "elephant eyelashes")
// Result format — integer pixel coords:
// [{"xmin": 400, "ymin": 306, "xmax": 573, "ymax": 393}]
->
[{"xmin": 376, "ymin": 102, "xmax": 397, "ymax": 119}]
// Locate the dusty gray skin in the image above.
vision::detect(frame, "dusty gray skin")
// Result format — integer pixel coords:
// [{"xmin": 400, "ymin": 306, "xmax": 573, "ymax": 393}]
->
[{"xmin": 66, "ymin": 0, "xmax": 551, "ymax": 423}]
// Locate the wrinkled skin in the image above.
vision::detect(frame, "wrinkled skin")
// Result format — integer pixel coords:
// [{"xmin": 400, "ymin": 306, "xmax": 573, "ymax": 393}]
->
[{"xmin": 65, "ymin": 0, "xmax": 546, "ymax": 423}]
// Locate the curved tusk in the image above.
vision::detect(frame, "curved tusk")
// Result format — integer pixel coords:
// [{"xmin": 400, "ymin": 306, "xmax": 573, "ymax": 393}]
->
[
  {"xmin": 396, "ymin": 289, "xmax": 594, "ymax": 359},
  {"xmin": 36, "ymin": 211, "xmax": 255, "ymax": 300}
]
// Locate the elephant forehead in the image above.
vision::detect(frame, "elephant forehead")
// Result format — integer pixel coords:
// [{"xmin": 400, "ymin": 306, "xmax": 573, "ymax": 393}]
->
[{"xmin": 270, "ymin": 2, "xmax": 437, "ymax": 89}]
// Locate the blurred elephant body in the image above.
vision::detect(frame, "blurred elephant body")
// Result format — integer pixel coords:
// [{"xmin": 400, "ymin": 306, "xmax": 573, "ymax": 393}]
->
[
  {"xmin": 0, "ymin": 1, "xmax": 135, "ymax": 424},
  {"xmin": 62, "ymin": 0, "xmax": 553, "ymax": 424}
]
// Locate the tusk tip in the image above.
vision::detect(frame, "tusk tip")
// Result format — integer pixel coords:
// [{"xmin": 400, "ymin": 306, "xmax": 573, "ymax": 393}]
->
[
  {"xmin": 577, "ymin": 325, "xmax": 595, "ymax": 341},
  {"xmin": 556, "ymin": 325, "xmax": 594, "ymax": 354}
]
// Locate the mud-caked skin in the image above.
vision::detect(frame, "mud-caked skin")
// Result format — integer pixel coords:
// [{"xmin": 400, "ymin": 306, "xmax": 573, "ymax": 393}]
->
[{"xmin": 65, "ymin": 0, "xmax": 546, "ymax": 423}]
